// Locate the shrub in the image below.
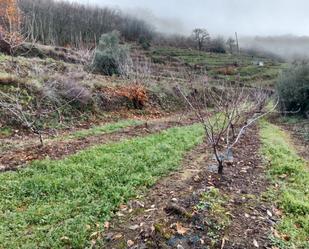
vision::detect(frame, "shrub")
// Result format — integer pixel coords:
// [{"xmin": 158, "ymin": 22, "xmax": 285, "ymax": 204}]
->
[
  {"xmin": 115, "ymin": 85, "xmax": 148, "ymax": 109},
  {"xmin": 208, "ymin": 37, "xmax": 226, "ymax": 53},
  {"xmin": 276, "ymin": 63, "xmax": 309, "ymax": 117},
  {"xmin": 92, "ymin": 31, "xmax": 131, "ymax": 76},
  {"xmin": 43, "ymin": 77, "xmax": 93, "ymax": 110},
  {"xmin": 139, "ymin": 35, "xmax": 151, "ymax": 50}
]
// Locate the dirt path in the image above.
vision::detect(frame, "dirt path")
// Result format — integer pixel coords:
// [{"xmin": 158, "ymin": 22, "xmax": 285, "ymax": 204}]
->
[
  {"xmin": 0, "ymin": 113, "xmax": 197, "ymax": 172},
  {"xmin": 270, "ymin": 117, "xmax": 309, "ymax": 162},
  {"xmin": 282, "ymin": 125, "xmax": 309, "ymax": 162},
  {"xmin": 101, "ymin": 126, "xmax": 277, "ymax": 249}
]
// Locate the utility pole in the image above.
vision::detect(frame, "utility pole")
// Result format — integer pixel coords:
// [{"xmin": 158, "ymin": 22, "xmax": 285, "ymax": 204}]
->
[{"xmin": 235, "ymin": 32, "xmax": 240, "ymax": 54}]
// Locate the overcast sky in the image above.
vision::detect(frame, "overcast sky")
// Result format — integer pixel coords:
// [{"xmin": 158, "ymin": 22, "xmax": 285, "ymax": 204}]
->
[{"xmin": 71, "ymin": 0, "xmax": 309, "ymax": 37}]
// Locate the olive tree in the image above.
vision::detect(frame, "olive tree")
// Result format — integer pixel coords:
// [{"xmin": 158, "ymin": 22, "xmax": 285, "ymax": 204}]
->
[
  {"xmin": 92, "ymin": 31, "xmax": 131, "ymax": 76},
  {"xmin": 276, "ymin": 63, "xmax": 309, "ymax": 117}
]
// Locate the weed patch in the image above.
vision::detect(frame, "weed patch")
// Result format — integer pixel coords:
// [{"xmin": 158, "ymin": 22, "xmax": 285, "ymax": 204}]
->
[
  {"xmin": 0, "ymin": 126, "xmax": 12, "ymax": 137},
  {"xmin": 196, "ymin": 187, "xmax": 230, "ymax": 245}
]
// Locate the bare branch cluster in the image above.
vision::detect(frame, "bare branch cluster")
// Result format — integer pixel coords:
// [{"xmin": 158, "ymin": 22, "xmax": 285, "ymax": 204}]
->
[
  {"xmin": 0, "ymin": 75, "xmax": 93, "ymax": 146},
  {"xmin": 0, "ymin": 87, "xmax": 44, "ymax": 146},
  {"xmin": 177, "ymin": 78, "xmax": 278, "ymax": 174}
]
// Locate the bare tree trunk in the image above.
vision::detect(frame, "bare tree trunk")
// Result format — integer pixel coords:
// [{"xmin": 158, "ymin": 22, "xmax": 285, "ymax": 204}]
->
[
  {"xmin": 231, "ymin": 123, "xmax": 236, "ymax": 139},
  {"xmin": 212, "ymin": 145, "xmax": 224, "ymax": 175},
  {"xmin": 38, "ymin": 132, "xmax": 44, "ymax": 147},
  {"xmin": 218, "ymin": 160, "xmax": 224, "ymax": 175}
]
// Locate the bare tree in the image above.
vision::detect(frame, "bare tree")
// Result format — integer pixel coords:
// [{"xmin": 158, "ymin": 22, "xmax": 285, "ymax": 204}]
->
[
  {"xmin": 192, "ymin": 28, "xmax": 210, "ymax": 51},
  {"xmin": 0, "ymin": 76, "xmax": 91, "ymax": 147},
  {"xmin": 0, "ymin": 89, "xmax": 45, "ymax": 146},
  {"xmin": 18, "ymin": 0, "xmax": 155, "ymax": 48},
  {"xmin": 177, "ymin": 79, "xmax": 278, "ymax": 174},
  {"xmin": 0, "ymin": 0, "xmax": 27, "ymax": 55},
  {"xmin": 226, "ymin": 37, "xmax": 236, "ymax": 54}
]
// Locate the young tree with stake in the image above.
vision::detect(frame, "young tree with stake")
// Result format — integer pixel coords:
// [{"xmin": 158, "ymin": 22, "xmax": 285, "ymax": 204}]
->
[{"xmin": 177, "ymin": 79, "xmax": 278, "ymax": 174}]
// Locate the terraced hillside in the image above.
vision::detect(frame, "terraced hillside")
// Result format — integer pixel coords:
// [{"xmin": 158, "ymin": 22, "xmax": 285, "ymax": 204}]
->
[{"xmin": 1, "ymin": 45, "xmax": 307, "ymax": 249}]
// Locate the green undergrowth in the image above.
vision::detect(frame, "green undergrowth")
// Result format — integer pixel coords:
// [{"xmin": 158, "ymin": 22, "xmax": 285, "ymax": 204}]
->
[
  {"xmin": 0, "ymin": 53, "xmax": 6, "ymax": 62},
  {"xmin": 260, "ymin": 120, "xmax": 309, "ymax": 249},
  {"xmin": 0, "ymin": 126, "xmax": 13, "ymax": 138},
  {"xmin": 196, "ymin": 187, "xmax": 230, "ymax": 246},
  {"xmin": 0, "ymin": 124, "xmax": 204, "ymax": 248},
  {"xmin": 60, "ymin": 119, "xmax": 144, "ymax": 140}
]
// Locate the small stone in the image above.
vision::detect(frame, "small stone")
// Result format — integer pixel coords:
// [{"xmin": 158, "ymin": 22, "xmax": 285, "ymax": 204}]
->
[
  {"xmin": 105, "ymin": 233, "xmax": 113, "ymax": 242},
  {"xmin": 253, "ymin": 239, "xmax": 259, "ymax": 248},
  {"xmin": 172, "ymin": 198, "xmax": 178, "ymax": 203},
  {"xmin": 177, "ymin": 245, "xmax": 184, "ymax": 249},
  {"xmin": 127, "ymin": 240, "xmax": 134, "ymax": 247},
  {"xmin": 116, "ymin": 212, "xmax": 125, "ymax": 217},
  {"xmin": 129, "ymin": 225, "xmax": 140, "ymax": 230}
]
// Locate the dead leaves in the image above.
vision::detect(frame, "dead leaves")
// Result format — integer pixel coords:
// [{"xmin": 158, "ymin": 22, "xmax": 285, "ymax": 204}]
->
[
  {"xmin": 272, "ymin": 227, "xmax": 291, "ymax": 242},
  {"xmin": 273, "ymin": 207, "xmax": 283, "ymax": 217},
  {"xmin": 60, "ymin": 236, "xmax": 70, "ymax": 242},
  {"xmin": 113, "ymin": 233, "xmax": 123, "ymax": 240},
  {"xmin": 104, "ymin": 221, "xmax": 110, "ymax": 230},
  {"xmin": 175, "ymin": 222, "xmax": 189, "ymax": 235}
]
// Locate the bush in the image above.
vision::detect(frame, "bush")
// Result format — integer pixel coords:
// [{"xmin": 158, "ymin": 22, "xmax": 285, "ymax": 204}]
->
[
  {"xmin": 276, "ymin": 63, "xmax": 309, "ymax": 117},
  {"xmin": 43, "ymin": 77, "xmax": 93, "ymax": 110},
  {"xmin": 208, "ymin": 37, "xmax": 226, "ymax": 53},
  {"xmin": 139, "ymin": 35, "xmax": 151, "ymax": 50},
  {"xmin": 92, "ymin": 31, "xmax": 131, "ymax": 76}
]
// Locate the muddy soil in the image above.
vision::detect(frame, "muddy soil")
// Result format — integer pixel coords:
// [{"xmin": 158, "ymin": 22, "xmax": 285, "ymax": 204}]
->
[{"xmin": 101, "ymin": 126, "xmax": 278, "ymax": 249}]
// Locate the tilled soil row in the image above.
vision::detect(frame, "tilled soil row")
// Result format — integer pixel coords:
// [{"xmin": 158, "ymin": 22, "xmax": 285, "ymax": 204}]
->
[
  {"xmin": 101, "ymin": 126, "xmax": 278, "ymax": 249},
  {"xmin": 0, "ymin": 115, "xmax": 197, "ymax": 172}
]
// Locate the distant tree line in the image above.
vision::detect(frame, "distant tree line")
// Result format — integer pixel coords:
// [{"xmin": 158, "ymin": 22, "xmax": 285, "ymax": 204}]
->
[
  {"xmin": 18, "ymin": 0, "xmax": 154, "ymax": 48},
  {"xmin": 16, "ymin": 0, "xmax": 238, "ymax": 54},
  {"xmin": 155, "ymin": 30, "xmax": 235, "ymax": 54}
]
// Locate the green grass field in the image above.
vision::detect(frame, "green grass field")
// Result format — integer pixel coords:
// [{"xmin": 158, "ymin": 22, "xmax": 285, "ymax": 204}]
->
[
  {"xmin": 148, "ymin": 47, "xmax": 284, "ymax": 85},
  {"xmin": 0, "ymin": 124, "xmax": 204, "ymax": 248},
  {"xmin": 260, "ymin": 121, "xmax": 309, "ymax": 249}
]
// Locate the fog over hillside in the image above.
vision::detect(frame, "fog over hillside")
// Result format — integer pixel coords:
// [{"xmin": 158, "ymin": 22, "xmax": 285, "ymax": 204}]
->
[
  {"xmin": 69, "ymin": 0, "xmax": 309, "ymax": 58},
  {"xmin": 240, "ymin": 35, "xmax": 309, "ymax": 60},
  {"xmin": 72, "ymin": 0, "xmax": 309, "ymax": 36}
]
